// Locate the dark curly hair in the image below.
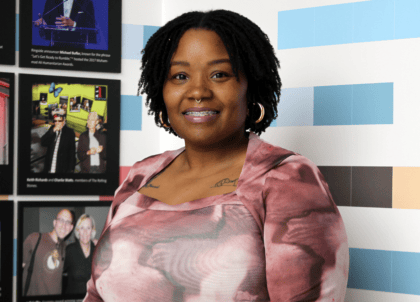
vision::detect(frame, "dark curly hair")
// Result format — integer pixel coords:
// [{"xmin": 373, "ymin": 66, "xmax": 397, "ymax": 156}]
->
[{"xmin": 138, "ymin": 9, "xmax": 281, "ymax": 136}]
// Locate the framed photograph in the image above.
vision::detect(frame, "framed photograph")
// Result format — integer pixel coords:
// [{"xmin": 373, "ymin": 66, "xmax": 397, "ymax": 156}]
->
[
  {"xmin": 19, "ymin": 0, "xmax": 122, "ymax": 73},
  {"xmin": 0, "ymin": 73, "xmax": 15, "ymax": 195},
  {"xmin": 0, "ymin": 0, "xmax": 16, "ymax": 65},
  {"xmin": 0, "ymin": 200, "xmax": 14, "ymax": 302},
  {"xmin": 18, "ymin": 74, "xmax": 120, "ymax": 195},
  {"xmin": 17, "ymin": 200, "xmax": 112, "ymax": 302}
]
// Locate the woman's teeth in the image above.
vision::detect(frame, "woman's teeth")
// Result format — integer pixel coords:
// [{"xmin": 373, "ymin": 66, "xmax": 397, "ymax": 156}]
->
[{"xmin": 185, "ymin": 111, "xmax": 218, "ymax": 116}]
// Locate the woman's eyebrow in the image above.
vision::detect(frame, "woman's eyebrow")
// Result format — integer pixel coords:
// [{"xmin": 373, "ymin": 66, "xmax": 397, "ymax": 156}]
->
[
  {"xmin": 170, "ymin": 59, "xmax": 231, "ymax": 67},
  {"xmin": 208, "ymin": 58, "xmax": 231, "ymax": 66},
  {"xmin": 170, "ymin": 61, "xmax": 189, "ymax": 66}
]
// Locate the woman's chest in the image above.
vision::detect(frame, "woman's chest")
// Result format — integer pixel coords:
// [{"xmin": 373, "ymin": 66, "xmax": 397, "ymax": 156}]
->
[{"xmin": 92, "ymin": 204, "xmax": 269, "ymax": 301}]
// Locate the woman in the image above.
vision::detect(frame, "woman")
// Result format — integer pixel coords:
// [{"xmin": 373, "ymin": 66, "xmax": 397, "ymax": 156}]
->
[
  {"xmin": 64, "ymin": 214, "xmax": 96, "ymax": 295},
  {"xmin": 85, "ymin": 10, "xmax": 349, "ymax": 301},
  {"xmin": 77, "ymin": 112, "xmax": 106, "ymax": 174}
]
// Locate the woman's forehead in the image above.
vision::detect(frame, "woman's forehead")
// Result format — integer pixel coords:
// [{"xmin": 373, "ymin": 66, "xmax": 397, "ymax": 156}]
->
[{"xmin": 171, "ymin": 29, "xmax": 229, "ymax": 62}]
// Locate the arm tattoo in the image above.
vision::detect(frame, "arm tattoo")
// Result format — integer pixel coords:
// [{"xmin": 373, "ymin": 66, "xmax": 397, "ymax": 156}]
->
[{"xmin": 211, "ymin": 178, "xmax": 238, "ymax": 188}]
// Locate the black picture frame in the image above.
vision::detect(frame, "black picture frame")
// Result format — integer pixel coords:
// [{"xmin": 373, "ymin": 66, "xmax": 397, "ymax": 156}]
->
[
  {"xmin": 18, "ymin": 74, "xmax": 120, "ymax": 195},
  {"xmin": 19, "ymin": 0, "xmax": 122, "ymax": 73},
  {"xmin": 17, "ymin": 200, "xmax": 112, "ymax": 302},
  {"xmin": 0, "ymin": 0, "xmax": 16, "ymax": 65},
  {"xmin": 0, "ymin": 73, "xmax": 15, "ymax": 195},
  {"xmin": 0, "ymin": 200, "xmax": 14, "ymax": 302}
]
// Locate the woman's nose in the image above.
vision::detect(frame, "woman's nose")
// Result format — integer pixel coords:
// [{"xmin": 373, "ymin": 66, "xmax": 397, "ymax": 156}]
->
[{"xmin": 187, "ymin": 76, "xmax": 212, "ymax": 101}]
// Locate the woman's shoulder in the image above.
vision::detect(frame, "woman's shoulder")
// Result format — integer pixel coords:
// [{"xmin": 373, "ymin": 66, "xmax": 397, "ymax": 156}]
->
[{"xmin": 112, "ymin": 148, "xmax": 184, "ymax": 207}]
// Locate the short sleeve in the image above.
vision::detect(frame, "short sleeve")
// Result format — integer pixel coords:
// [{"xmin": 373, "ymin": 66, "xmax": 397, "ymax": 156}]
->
[{"xmin": 263, "ymin": 155, "xmax": 349, "ymax": 301}]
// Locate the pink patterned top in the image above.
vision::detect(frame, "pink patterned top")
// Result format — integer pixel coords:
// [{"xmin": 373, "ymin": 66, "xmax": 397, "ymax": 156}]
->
[{"xmin": 84, "ymin": 133, "xmax": 349, "ymax": 301}]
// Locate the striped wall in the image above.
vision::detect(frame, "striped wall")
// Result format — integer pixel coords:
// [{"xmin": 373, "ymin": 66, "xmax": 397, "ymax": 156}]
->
[
  {"xmin": 3, "ymin": 0, "xmax": 420, "ymax": 301},
  {"xmin": 278, "ymin": 0, "xmax": 420, "ymax": 49},
  {"xmin": 271, "ymin": 83, "xmax": 393, "ymax": 127}
]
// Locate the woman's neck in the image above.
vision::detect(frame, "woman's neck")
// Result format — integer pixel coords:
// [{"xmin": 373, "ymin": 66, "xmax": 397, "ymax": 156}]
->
[{"xmin": 181, "ymin": 133, "xmax": 249, "ymax": 174}]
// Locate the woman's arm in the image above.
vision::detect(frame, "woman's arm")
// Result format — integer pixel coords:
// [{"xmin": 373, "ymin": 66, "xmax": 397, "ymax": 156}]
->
[{"xmin": 263, "ymin": 155, "xmax": 349, "ymax": 301}]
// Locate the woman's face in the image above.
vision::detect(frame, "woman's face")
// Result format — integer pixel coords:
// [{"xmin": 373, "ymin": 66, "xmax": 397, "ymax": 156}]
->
[
  {"xmin": 79, "ymin": 218, "xmax": 93, "ymax": 245},
  {"xmin": 162, "ymin": 29, "xmax": 248, "ymax": 146}
]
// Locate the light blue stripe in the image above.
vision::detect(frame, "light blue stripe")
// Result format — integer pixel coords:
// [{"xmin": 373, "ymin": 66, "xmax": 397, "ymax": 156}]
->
[
  {"xmin": 395, "ymin": 0, "xmax": 420, "ymax": 39},
  {"xmin": 143, "ymin": 25, "xmax": 160, "ymax": 48},
  {"xmin": 352, "ymin": 83, "xmax": 393, "ymax": 125},
  {"xmin": 314, "ymin": 85, "xmax": 353, "ymax": 126},
  {"xmin": 314, "ymin": 3, "xmax": 353, "ymax": 47},
  {"xmin": 392, "ymin": 251, "xmax": 420, "ymax": 295},
  {"xmin": 278, "ymin": 8, "xmax": 314, "ymax": 50},
  {"xmin": 121, "ymin": 95, "xmax": 142, "ymax": 131},
  {"xmin": 353, "ymin": 0, "xmax": 394, "ymax": 43},
  {"xmin": 16, "ymin": 14, "xmax": 19, "ymax": 52},
  {"xmin": 122, "ymin": 24, "xmax": 144, "ymax": 60},
  {"xmin": 276, "ymin": 87, "xmax": 314, "ymax": 126},
  {"xmin": 278, "ymin": 0, "xmax": 420, "ymax": 49},
  {"xmin": 348, "ymin": 248, "xmax": 392, "ymax": 292}
]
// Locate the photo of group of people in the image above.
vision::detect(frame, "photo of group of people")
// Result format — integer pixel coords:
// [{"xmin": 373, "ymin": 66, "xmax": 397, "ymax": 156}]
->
[
  {"xmin": 19, "ymin": 0, "xmax": 122, "ymax": 72},
  {"xmin": 18, "ymin": 201, "xmax": 111, "ymax": 301},
  {"xmin": 31, "ymin": 82, "xmax": 108, "ymax": 174},
  {"xmin": 0, "ymin": 201, "xmax": 14, "ymax": 302},
  {"xmin": 18, "ymin": 74, "xmax": 120, "ymax": 195},
  {"xmin": 0, "ymin": 73, "xmax": 15, "ymax": 195}
]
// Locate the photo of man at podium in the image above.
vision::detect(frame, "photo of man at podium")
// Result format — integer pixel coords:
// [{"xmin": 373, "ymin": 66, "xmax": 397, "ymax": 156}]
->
[{"xmin": 33, "ymin": 0, "xmax": 100, "ymax": 49}]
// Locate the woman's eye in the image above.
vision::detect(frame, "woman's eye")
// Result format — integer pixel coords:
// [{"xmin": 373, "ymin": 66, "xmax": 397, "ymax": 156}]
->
[
  {"xmin": 211, "ymin": 72, "xmax": 227, "ymax": 79},
  {"xmin": 173, "ymin": 74, "xmax": 187, "ymax": 80}
]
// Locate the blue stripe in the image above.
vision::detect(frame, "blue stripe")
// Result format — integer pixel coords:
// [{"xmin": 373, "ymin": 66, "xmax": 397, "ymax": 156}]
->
[
  {"xmin": 143, "ymin": 25, "xmax": 160, "ymax": 48},
  {"xmin": 314, "ymin": 3, "xmax": 353, "ymax": 47},
  {"xmin": 348, "ymin": 248, "xmax": 420, "ymax": 296},
  {"xmin": 352, "ymin": 83, "xmax": 393, "ymax": 125},
  {"xmin": 278, "ymin": 0, "xmax": 420, "ymax": 49},
  {"xmin": 278, "ymin": 8, "xmax": 314, "ymax": 49},
  {"xmin": 121, "ymin": 95, "xmax": 142, "ymax": 131},
  {"xmin": 121, "ymin": 25, "xmax": 160, "ymax": 60},
  {"xmin": 272, "ymin": 83, "xmax": 393, "ymax": 127},
  {"xmin": 314, "ymin": 85, "xmax": 353, "ymax": 126},
  {"xmin": 395, "ymin": 0, "xmax": 420, "ymax": 39},
  {"xmin": 392, "ymin": 251, "xmax": 420, "ymax": 295},
  {"xmin": 353, "ymin": 0, "xmax": 394, "ymax": 43},
  {"xmin": 122, "ymin": 24, "xmax": 144, "ymax": 60}
]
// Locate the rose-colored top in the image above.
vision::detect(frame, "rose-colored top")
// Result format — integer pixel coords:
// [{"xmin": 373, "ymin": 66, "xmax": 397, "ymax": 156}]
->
[{"xmin": 84, "ymin": 133, "xmax": 349, "ymax": 301}]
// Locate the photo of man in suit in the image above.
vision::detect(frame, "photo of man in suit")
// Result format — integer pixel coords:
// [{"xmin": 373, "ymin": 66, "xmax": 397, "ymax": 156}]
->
[
  {"xmin": 33, "ymin": 0, "xmax": 97, "ymax": 48},
  {"xmin": 40, "ymin": 109, "xmax": 76, "ymax": 173}
]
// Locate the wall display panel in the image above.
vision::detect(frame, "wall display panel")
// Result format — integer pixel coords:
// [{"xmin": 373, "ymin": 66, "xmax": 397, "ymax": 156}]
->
[
  {"xmin": 18, "ymin": 74, "xmax": 120, "ymax": 195},
  {"xmin": 19, "ymin": 0, "xmax": 122, "ymax": 72},
  {"xmin": 0, "ymin": 74, "xmax": 15, "ymax": 195},
  {"xmin": 0, "ymin": 201, "xmax": 14, "ymax": 302},
  {"xmin": 17, "ymin": 201, "xmax": 111, "ymax": 302},
  {"xmin": 0, "ymin": 0, "xmax": 16, "ymax": 65}
]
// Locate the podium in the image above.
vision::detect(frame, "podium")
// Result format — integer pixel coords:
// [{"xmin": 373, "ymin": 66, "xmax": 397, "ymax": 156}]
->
[{"xmin": 38, "ymin": 25, "xmax": 98, "ymax": 47}]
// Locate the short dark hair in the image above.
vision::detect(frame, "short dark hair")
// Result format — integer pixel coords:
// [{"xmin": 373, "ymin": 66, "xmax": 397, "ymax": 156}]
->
[{"xmin": 138, "ymin": 9, "xmax": 281, "ymax": 136}]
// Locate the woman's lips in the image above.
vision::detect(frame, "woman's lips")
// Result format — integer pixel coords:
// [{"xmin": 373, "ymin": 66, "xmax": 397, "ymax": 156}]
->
[{"xmin": 183, "ymin": 111, "xmax": 219, "ymax": 123}]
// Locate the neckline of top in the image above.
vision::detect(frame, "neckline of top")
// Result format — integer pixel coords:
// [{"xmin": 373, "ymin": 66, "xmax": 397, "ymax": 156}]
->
[{"xmin": 136, "ymin": 133, "xmax": 261, "ymax": 206}]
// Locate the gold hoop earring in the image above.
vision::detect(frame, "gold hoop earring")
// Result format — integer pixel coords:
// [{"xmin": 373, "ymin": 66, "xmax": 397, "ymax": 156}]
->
[
  {"xmin": 159, "ymin": 111, "xmax": 171, "ymax": 128},
  {"xmin": 254, "ymin": 103, "xmax": 265, "ymax": 123}
]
